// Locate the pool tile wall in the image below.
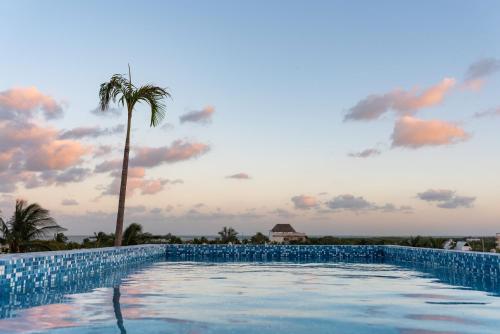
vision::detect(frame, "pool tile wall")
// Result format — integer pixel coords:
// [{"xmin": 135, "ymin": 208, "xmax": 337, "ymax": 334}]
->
[
  {"xmin": 1, "ymin": 244, "xmax": 500, "ymax": 294},
  {"xmin": 383, "ymin": 245, "xmax": 500, "ymax": 277},
  {"xmin": 0, "ymin": 244, "xmax": 166, "ymax": 294},
  {"xmin": 164, "ymin": 244, "xmax": 385, "ymax": 261}
]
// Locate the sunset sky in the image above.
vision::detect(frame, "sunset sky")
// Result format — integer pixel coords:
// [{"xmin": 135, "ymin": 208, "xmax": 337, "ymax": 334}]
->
[{"xmin": 1, "ymin": 1, "xmax": 499, "ymax": 236}]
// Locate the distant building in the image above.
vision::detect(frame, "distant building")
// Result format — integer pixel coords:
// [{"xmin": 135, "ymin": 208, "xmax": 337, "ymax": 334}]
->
[
  {"xmin": 269, "ymin": 224, "xmax": 306, "ymax": 243},
  {"xmin": 454, "ymin": 241, "xmax": 472, "ymax": 251}
]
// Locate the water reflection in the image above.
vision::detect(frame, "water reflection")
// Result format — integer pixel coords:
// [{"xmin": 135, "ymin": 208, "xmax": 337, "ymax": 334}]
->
[
  {"xmin": 113, "ymin": 286, "xmax": 127, "ymax": 334},
  {"xmin": 0, "ymin": 259, "xmax": 158, "ymax": 319},
  {"xmin": 0, "ymin": 259, "xmax": 499, "ymax": 334}
]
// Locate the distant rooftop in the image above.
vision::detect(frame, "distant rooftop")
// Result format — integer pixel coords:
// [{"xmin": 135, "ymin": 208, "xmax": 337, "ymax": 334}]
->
[{"xmin": 271, "ymin": 224, "xmax": 296, "ymax": 233}]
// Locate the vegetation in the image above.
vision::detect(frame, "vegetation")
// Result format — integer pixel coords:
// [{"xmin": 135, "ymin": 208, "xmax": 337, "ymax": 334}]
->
[
  {"xmin": 99, "ymin": 65, "xmax": 171, "ymax": 246},
  {"xmin": 217, "ymin": 226, "xmax": 239, "ymax": 244},
  {"xmin": 250, "ymin": 232, "xmax": 269, "ymax": 244},
  {"xmin": 1, "ymin": 214, "xmax": 495, "ymax": 253},
  {"xmin": 0, "ymin": 200, "xmax": 65, "ymax": 253}
]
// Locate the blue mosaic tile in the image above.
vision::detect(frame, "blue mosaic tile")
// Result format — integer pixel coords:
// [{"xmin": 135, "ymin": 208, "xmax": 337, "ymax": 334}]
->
[
  {"xmin": 0, "ymin": 244, "xmax": 166, "ymax": 294},
  {"xmin": 1, "ymin": 244, "xmax": 500, "ymax": 294}
]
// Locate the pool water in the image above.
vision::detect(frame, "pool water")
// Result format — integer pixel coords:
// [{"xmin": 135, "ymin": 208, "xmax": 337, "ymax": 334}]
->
[{"xmin": 0, "ymin": 261, "xmax": 499, "ymax": 333}]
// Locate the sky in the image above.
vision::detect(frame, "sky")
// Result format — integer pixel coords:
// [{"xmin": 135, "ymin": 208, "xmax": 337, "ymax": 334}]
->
[{"xmin": 0, "ymin": 1, "xmax": 499, "ymax": 236}]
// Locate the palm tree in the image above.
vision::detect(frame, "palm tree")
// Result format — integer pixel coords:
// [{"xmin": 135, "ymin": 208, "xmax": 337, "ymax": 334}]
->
[
  {"xmin": 250, "ymin": 232, "xmax": 269, "ymax": 244},
  {"xmin": 99, "ymin": 65, "xmax": 170, "ymax": 246},
  {"xmin": 218, "ymin": 226, "xmax": 239, "ymax": 244},
  {"xmin": 0, "ymin": 200, "xmax": 65, "ymax": 253},
  {"xmin": 122, "ymin": 223, "xmax": 143, "ymax": 246}
]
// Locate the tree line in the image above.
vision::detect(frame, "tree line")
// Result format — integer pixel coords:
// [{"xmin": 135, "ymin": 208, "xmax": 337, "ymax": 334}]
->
[{"xmin": 1, "ymin": 200, "xmax": 494, "ymax": 253}]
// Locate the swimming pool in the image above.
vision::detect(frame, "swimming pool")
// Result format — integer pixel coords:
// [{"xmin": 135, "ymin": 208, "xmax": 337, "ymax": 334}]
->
[{"xmin": 1, "ymin": 246, "xmax": 500, "ymax": 333}]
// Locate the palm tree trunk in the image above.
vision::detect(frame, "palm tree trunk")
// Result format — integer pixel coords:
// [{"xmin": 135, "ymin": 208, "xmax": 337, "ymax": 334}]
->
[{"xmin": 114, "ymin": 109, "xmax": 132, "ymax": 246}]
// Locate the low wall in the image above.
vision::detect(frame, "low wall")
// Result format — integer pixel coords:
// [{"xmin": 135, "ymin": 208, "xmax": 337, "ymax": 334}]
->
[
  {"xmin": 383, "ymin": 245, "xmax": 500, "ymax": 277},
  {"xmin": 0, "ymin": 244, "xmax": 166, "ymax": 294},
  {"xmin": 1, "ymin": 244, "xmax": 500, "ymax": 294},
  {"xmin": 164, "ymin": 244, "xmax": 384, "ymax": 261}
]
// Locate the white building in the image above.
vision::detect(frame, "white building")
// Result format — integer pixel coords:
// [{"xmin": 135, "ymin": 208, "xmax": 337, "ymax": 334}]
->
[{"xmin": 269, "ymin": 224, "xmax": 306, "ymax": 243}]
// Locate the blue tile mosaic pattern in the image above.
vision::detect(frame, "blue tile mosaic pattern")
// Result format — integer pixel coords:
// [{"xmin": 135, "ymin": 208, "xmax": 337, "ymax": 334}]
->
[
  {"xmin": 1, "ymin": 244, "xmax": 500, "ymax": 294},
  {"xmin": 0, "ymin": 244, "xmax": 166, "ymax": 294},
  {"xmin": 164, "ymin": 244, "xmax": 384, "ymax": 261},
  {"xmin": 383, "ymin": 245, "xmax": 500, "ymax": 277}
]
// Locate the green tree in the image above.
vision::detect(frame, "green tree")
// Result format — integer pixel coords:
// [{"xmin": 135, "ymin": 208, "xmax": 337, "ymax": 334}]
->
[
  {"xmin": 122, "ymin": 223, "xmax": 143, "ymax": 246},
  {"xmin": 99, "ymin": 65, "xmax": 170, "ymax": 246},
  {"xmin": 0, "ymin": 200, "xmax": 65, "ymax": 253},
  {"xmin": 54, "ymin": 232, "xmax": 68, "ymax": 243},
  {"xmin": 193, "ymin": 236, "xmax": 209, "ymax": 244},
  {"xmin": 92, "ymin": 232, "xmax": 115, "ymax": 247},
  {"xmin": 250, "ymin": 232, "xmax": 269, "ymax": 244},
  {"xmin": 218, "ymin": 226, "xmax": 239, "ymax": 244}
]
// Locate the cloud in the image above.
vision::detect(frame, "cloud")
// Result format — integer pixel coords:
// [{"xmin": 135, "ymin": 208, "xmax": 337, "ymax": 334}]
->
[
  {"xmin": 345, "ymin": 78, "xmax": 455, "ymax": 121},
  {"xmin": 474, "ymin": 107, "xmax": 500, "ymax": 119},
  {"xmin": 25, "ymin": 139, "xmax": 89, "ymax": 171},
  {"xmin": 348, "ymin": 148, "xmax": 381, "ymax": 158},
  {"xmin": 391, "ymin": 116, "xmax": 469, "ymax": 148},
  {"xmin": 94, "ymin": 159, "xmax": 122, "ymax": 173},
  {"xmin": 464, "ymin": 58, "xmax": 500, "ymax": 82},
  {"xmin": 226, "ymin": 173, "xmax": 251, "ymax": 180},
  {"xmin": 160, "ymin": 123, "xmax": 175, "ymax": 131},
  {"xmin": 179, "ymin": 106, "xmax": 215, "ymax": 124},
  {"xmin": 90, "ymin": 106, "xmax": 122, "ymax": 117},
  {"xmin": 126, "ymin": 205, "xmax": 147, "ymax": 214},
  {"xmin": 93, "ymin": 145, "xmax": 114, "ymax": 158},
  {"xmin": 437, "ymin": 196, "xmax": 475, "ymax": 209},
  {"xmin": 325, "ymin": 194, "xmax": 411, "ymax": 213},
  {"xmin": 59, "ymin": 124, "xmax": 124, "ymax": 139},
  {"xmin": 417, "ymin": 189, "xmax": 476, "ymax": 209},
  {"xmin": 21, "ymin": 168, "xmax": 91, "ymax": 189},
  {"xmin": 150, "ymin": 207, "xmax": 163, "ymax": 215},
  {"xmin": 61, "ymin": 199, "xmax": 79, "ymax": 206},
  {"xmin": 417, "ymin": 189, "xmax": 454, "ymax": 202},
  {"xmin": 270, "ymin": 208, "xmax": 297, "ymax": 219},
  {"xmin": 0, "ymin": 87, "xmax": 64, "ymax": 120},
  {"xmin": 326, "ymin": 194, "xmax": 373, "ymax": 211},
  {"xmin": 0, "ymin": 118, "xmax": 91, "ymax": 191},
  {"xmin": 291, "ymin": 195, "xmax": 318, "ymax": 210},
  {"xmin": 44, "ymin": 167, "xmax": 91, "ymax": 184},
  {"xmin": 377, "ymin": 203, "xmax": 413, "ymax": 213},
  {"xmin": 131, "ymin": 140, "xmax": 210, "ymax": 168},
  {"xmin": 102, "ymin": 167, "xmax": 183, "ymax": 197}
]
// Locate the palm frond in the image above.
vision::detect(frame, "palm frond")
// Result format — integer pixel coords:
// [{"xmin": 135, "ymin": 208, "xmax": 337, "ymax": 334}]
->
[
  {"xmin": 0, "ymin": 217, "xmax": 10, "ymax": 244},
  {"xmin": 7, "ymin": 199, "xmax": 63, "ymax": 248},
  {"xmin": 132, "ymin": 84, "xmax": 171, "ymax": 127},
  {"xmin": 99, "ymin": 74, "xmax": 131, "ymax": 112}
]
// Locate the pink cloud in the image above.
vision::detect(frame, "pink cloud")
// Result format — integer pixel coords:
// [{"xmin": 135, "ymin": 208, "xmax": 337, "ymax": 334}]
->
[
  {"xmin": 345, "ymin": 78, "xmax": 456, "ymax": 121},
  {"xmin": 391, "ymin": 116, "xmax": 469, "ymax": 148},
  {"xmin": 26, "ymin": 139, "xmax": 89, "ymax": 171},
  {"xmin": 132, "ymin": 140, "xmax": 210, "ymax": 167},
  {"xmin": 226, "ymin": 173, "xmax": 251, "ymax": 180},
  {"xmin": 179, "ymin": 106, "xmax": 215, "ymax": 124},
  {"xmin": 291, "ymin": 195, "xmax": 318, "ymax": 210},
  {"xmin": 0, "ymin": 86, "xmax": 63, "ymax": 119},
  {"xmin": 103, "ymin": 167, "xmax": 182, "ymax": 197},
  {"xmin": 0, "ymin": 89, "xmax": 91, "ymax": 191}
]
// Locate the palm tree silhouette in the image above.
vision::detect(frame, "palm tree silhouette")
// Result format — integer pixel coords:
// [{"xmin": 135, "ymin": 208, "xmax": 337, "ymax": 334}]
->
[
  {"xmin": 0, "ymin": 199, "xmax": 64, "ymax": 253},
  {"xmin": 218, "ymin": 226, "xmax": 239, "ymax": 243},
  {"xmin": 99, "ymin": 65, "xmax": 170, "ymax": 246}
]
